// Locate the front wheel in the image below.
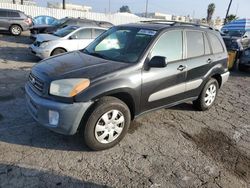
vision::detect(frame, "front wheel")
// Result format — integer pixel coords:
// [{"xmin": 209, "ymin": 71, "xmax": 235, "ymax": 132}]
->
[
  {"xmin": 51, "ymin": 48, "xmax": 66, "ymax": 56},
  {"xmin": 83, "ymin": 97, "xmax": 131, "ymax": 151},
  {"xmin": 193, "ymin": 78, "xmax": 219, "ymax": 111}
]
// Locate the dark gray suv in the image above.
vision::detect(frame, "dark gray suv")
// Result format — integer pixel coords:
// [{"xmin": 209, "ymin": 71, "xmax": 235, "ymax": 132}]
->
[
  {"xmin": 25, "ymin": 21, "xmax": 230, "ymax": 150},
  {"xmin": 0, "ymin": 8, "xmax": 32, "ymax": 36}
]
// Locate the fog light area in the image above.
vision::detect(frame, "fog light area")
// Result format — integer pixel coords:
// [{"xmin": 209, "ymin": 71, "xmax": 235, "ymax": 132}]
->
[{"xmin": 49, "ymin": 110, "xmax": 59, "ymax": 126}]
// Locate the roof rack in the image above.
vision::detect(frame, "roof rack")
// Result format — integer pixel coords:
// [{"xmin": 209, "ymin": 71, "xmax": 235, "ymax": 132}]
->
[{"xmin": 140, "ymin": 20, "xmax": 215, "ymax": 30}]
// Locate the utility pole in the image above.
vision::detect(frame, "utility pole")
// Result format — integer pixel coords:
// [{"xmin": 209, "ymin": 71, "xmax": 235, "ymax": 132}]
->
[
  {"xmin": 62, "ymin": 0, "xmax": 66, "ymax": 9},
  {"xmin": 13, "ymin": 0, "xmax": 15, "ymax": 4},
  {"xmin": 108, "ymin": 0, "xmax": 111, "ymax": 13},
  {"xmin": 224, "ymin": 0, "xmax": 233, "ymax": 24},
  {"xmin": 21, "ymin": 0, "xmax": 23, "ymax": 5},
  {"xmin": 145, "ymin": 0, "xmax": 148, "ymax": 17}
]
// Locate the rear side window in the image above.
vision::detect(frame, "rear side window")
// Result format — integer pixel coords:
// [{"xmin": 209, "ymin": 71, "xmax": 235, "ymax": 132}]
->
[
  {"xmin": 186, "ymin": 31, "xmax": 205, "ymax": 58},
  {"xmin": 8, "ymin": 12, "xmax": 20, "ymax": 18},
  {"xmin": 208, "ymin": 33, "xmax": 224, "ymax": 53},
  {"xmin": 151, "ymin": 30, "xmax": 183, "ymax": 62},
  {"xmin": 0, "ymin": 11, "xmax": 8, "ymax": 17}
]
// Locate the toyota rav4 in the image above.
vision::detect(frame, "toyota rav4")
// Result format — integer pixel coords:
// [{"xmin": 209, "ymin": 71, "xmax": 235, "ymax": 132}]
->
[{"xmin": 25, "ymin": 22, "xmax": 230, "ymax": 150}]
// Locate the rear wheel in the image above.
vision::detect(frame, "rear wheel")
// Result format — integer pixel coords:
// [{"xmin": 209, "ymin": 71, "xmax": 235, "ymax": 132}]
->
[
  {"xmin": 193, "ymin": 78, "xmax": 219, "ymax": 111},
  {"xmin": 51, "ymin": 48, "xmax": 66, "ymax": 56},
  {"xmin": 83, "ymin": 97, "xmax": 131, "ymax": 151},
  {"xmin": 10, "ymin": 25, "xmax": 22, "ymax": 36}
]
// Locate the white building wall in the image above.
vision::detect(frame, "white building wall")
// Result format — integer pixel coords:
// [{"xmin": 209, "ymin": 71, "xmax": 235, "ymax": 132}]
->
[{"xmin": 0, "ymin": 3, "xmax": 150, "ymax": 25}]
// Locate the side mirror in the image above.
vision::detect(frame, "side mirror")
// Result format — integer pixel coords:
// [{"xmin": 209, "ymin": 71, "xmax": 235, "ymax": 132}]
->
[
  {"xmin": 148, "ymin": 56, "xmax": 168, "ymax": 68},
  {"xmin": 243, "ymin": 35, "xmax": 248, "ymax": 38}
]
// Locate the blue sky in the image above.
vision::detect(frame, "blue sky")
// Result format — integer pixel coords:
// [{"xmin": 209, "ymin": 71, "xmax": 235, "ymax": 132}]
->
[{"xmin": 35, "ymin": 0, "xmax": 249, "ymax": 19}]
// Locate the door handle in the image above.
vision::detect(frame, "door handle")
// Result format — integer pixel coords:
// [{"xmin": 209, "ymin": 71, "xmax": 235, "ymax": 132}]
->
[
  {"xmin": 207, "ymin": 58, "xmax": 213, "ymax": 63},
  {"xmin": 177, "ymin": 65, "xmax": 186, "ymax": 71}
]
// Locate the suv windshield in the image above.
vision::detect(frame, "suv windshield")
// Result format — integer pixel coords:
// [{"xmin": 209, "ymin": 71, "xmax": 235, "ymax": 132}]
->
[
  {"xmin": 83, "ymin": 27, "xmax": 157, "ymax": 63},
  {"xmin": 53, "ymin": 26, "xmax": 79, "ymax": 37},
  {"xmin": 224, "ymin": 30, "xmax": 244, "ymax": 37}
]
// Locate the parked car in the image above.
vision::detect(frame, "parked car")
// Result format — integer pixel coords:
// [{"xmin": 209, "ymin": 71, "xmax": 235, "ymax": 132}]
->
[
  {"xmin": 32, "ymin": 15, "xmax": 57, "ymax": 26},
  {"xmin": 239, "ymin": 47, "xmax": 250, "ymax": 71},
  {"xmin": 0, "ymin": 8, "xmax": 32, "ymax": 36},
  {"xmin": 30, "ymin": 25, "xmax": 107, "ymax": 59},
  {"xmin": 25, "ymin": 22, "xmax": 229, "ymax": 150},
  {"xmin": 223, "ymin": 30, "xmax": 250, "ymax": 49},
  {"xmin": 30, "ymin": 17, "xmax": 113, "ymax": 40}
]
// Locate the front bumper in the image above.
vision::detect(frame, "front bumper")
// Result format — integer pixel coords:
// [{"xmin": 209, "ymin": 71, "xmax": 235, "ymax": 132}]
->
[
  {"xmin": 25, "ymin": 84, "xmax": 93, "ymax": 135},
  {"xmin": 30, "ymin": 44, "xmax": 51, "ymax": 59}
]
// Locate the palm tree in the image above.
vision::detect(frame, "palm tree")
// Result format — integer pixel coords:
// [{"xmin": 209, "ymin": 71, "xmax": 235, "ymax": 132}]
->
[{"xmin": 207, "ymin": 3, "xmax": 215, "ymax": 25}]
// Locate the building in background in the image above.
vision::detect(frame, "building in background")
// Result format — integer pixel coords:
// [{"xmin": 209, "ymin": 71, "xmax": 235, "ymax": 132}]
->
[
  {"xmin": 147, "ymin": 12, "xmax": 172, "ymax": 20},
  {"xmin": 1, "ymin": 0, "xmax": 36, "ymax": 6},
  {"xmin": 47, "ymin": 2, "xmax": 92, "ymax": 12}
]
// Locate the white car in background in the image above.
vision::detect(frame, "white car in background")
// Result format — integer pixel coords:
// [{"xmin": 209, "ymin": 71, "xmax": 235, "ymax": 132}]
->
[{"xmin": 30, "ymin": 25, "xmax": 107, "ymax": 59}]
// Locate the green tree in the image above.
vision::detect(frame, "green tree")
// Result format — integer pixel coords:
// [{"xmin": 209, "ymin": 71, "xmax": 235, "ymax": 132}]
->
[
  {"xmin": 225, "ymin": 14, "xmax": 238, "ymax": 23},
  {"xmin": 207, "ymin": 3, "xmax": 216, "ymax": 24},
  {"xmin": 119, "ymin": 5, "xmax": 131, "ymax": 13}
]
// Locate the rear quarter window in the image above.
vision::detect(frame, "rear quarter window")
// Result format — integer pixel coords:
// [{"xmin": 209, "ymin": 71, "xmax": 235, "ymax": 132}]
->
[
  {"xmin": 0, "ymin": 10, "xmax": 8, "ymax": 17},
  {"xmin": 208, "ymin": 32, "xmax": 224, "ymax": 54}
]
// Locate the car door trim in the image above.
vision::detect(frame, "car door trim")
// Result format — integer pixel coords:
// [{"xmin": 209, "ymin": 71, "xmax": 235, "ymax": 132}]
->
[{"xmin": 148, "ymin": 79, "xmax": 203, "ymax": 102}]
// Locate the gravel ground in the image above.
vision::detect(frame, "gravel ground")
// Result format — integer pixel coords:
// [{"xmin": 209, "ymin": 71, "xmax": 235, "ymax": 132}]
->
[{"xmin": 0, "ymin": 31, "xmax": 250, "ymax": 188}]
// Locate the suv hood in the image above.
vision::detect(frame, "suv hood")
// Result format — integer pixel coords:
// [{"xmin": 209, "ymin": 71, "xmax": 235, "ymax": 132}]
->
[
  {"xmin": 36, "ymin": 34, "xmax": 60, "ymax": 42},
  {"xmin": 32, "ymin": 51, "xmax": 132, "ymax": 81}
]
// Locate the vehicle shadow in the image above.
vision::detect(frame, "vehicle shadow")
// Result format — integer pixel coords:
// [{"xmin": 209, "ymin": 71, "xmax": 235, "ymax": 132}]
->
[
  {"xmin": 0, "ymin": 47, "xmax": 40, "ymax": 63},
  {"xmin": 0, "ymin": 31, "xmax": 33, "ymax": 44},
  {"xmin": 229, "ymin": 70, "xmax": 250, "ymax": 77},
  {"xmin": 0, "ymin": 163, "xmax": 108, "ymax": 187},
  {"xmin": 180, "ymin": 127, "xmax": 250, "ymax": 184},
  {"xmin": 169, "ymin": 103, "xmax": 196, "ymax": 112}
]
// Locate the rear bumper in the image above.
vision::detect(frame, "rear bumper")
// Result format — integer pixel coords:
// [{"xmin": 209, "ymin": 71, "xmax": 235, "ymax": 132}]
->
[
  {"xmin": 25, "ymin": 84, "xmax": 93, "ymax": 135},
  {"xmin": 221, "ymin": 71, "xmax": 230, "ymax": 87}
]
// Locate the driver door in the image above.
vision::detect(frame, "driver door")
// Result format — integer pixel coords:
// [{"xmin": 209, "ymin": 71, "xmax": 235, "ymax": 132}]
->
[
  {"xmin": 141, "ymin": 30, "xmax": 187, "ymax": 112},
  {"xmin": 68, "ymin": 28, "xmax": 93, "ymax": 50}
]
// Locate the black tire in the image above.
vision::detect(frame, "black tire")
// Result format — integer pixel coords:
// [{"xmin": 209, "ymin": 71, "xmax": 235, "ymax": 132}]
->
[
  {"xmin": 51, "ymin": 48, "xmax": 66, "ymax": 56},
  {"xmin": 83, "ymin": 96, "xmax": 131, "ymax": 151},
  {"xmin": 193, "ymin": 78, "xmax": 219, "ymax": 111},
  {"xmin": 10, "ymin": 25, "xmax": 22, "ymax": 36}
]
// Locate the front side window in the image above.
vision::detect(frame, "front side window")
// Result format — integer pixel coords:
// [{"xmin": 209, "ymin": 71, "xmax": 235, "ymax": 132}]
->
[
  {"xmin": 208, "ymin": 33, "xmax": 224, "ymax": 53},
  {"xmin": 83, "ymin": 27, "xmax": 156, "ymax": 63},
  {"xmin": 93, "ymin": 29, "xmax": 105, "ymax": 38},
  {"xmin": 72, "ymin": 29, "xmax": 92, "ymax": 39},
  {"xmin": 151, "ymin": 30, "xmax": 183, "ymax": 62}
]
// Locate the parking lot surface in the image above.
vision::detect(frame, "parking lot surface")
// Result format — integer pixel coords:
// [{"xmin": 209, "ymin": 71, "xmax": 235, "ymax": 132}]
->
[{"xmin": 0, "ymin": 32, "xmax": 250, "ymax": 188}]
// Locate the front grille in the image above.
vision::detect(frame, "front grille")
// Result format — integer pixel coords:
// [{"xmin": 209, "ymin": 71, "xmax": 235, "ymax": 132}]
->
[
  {"xmin": 33, "ymin": 41, "xmax": 41, "ymax": 47},
  {"xmin": 29, "ymin": 73, "xmax": 44, "ymax": 93}
]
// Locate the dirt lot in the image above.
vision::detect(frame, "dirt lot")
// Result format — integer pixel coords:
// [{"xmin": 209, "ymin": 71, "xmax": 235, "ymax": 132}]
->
[{"xmin": 0, "ymin": 31, "xmax": 250, "ymax": 188}]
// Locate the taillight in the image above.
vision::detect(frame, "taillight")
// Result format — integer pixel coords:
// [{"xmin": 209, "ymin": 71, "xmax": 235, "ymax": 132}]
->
[{"xmin": 25, "ymin": 18, "xmax": 32, "ymax": 25}]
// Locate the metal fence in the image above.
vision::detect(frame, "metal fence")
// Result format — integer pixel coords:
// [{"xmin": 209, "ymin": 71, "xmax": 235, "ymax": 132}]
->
[{"xmin": 0, "ymin": 3, "xmax": 149, "ymax": 25}]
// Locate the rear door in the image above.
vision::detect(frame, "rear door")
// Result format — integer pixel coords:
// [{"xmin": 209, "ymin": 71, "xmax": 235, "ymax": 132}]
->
[
  {"xmin": 0, "ymin": 10, "xmax": 9, "ymax": 30},
  {"xmin": 184, "ymin": 30, "xmax": 213, "ymax": 97},
  {"xmin": 141, "ymin": 29, "xmax": 187, "ymax": 112}
]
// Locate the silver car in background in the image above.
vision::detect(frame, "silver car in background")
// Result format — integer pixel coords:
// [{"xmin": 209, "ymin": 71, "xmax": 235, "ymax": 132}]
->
[{"xmin": 30, "ymin": 25, "xmax": 107, "ymax": 59}]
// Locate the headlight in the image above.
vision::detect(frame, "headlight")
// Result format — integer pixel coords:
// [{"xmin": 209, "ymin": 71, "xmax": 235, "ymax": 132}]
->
[
  {"xmin": 50, "ymin": 79, "xmax": 90, "ymax": 97},
  {"xmin": 40, "ymin": 41, "xmax": 50, "ymax": 48}
]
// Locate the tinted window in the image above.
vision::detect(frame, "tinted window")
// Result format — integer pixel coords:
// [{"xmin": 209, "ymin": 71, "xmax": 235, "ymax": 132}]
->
[
  {"xmin": 8, "ymin": 12, "xmax": 20, "ymax": 18},
  {"xmin": 151, "ymin": 30, "xmax": 183, "ymax": 62},
  {"xmin": 73, "ymin": 29, "xmax": 92, "ymax": 39},
  {"xmin": 93, "ymin": 29, "xmax": 105, "ymax": 38},
  {"xmin": 186, "ymin": 31, "xmax": 204, "ymax": 58},
  {"xmin": 208, "ymin": 33, "xmax": 224, "ymax": 53},
  {"xmin": 0, "ymin": 11, "xmax": 8, "ymax": 17}
]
